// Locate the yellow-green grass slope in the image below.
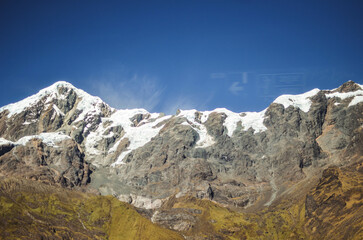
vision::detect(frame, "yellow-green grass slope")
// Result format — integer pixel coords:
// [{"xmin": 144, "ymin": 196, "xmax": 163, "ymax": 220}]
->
[{"xmin": 0, "ymin": 178, "xmax": 183, "ymax": 240}]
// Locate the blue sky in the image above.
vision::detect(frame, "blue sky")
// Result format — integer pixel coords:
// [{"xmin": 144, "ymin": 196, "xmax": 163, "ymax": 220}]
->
[{"xmin": 1, "ymin": 0, "xmax": 362, "ymax": 114}]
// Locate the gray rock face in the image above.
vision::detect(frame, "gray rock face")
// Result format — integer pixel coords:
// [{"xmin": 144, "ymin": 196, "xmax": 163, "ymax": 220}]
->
[
  {"xmin": 0, "ymin": 138, "xmax": 90, "ymax": 188},
  {"xmin": 0, "ymin": 80, "xmax": 362, "ymax": 210},
  {"xmin": 151, "ymin": 208, "xmax": 202, "ymax": 231}
]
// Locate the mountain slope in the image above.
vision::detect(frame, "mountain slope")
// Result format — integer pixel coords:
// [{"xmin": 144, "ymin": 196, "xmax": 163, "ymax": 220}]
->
[
  {"xmin": 1, "ymin": 161, "xmax": 361, "ymax": 240},
  {"xmin": 0, "ymin": 80, "xmax": 362, "ymax": 239},
  {"xmin": 0, "ymin": 178, "xmax": 183, "ymax": 240},
  {"xmin": 0, "ymin": 81, "xmax": 362, "ymax": 207},
  {"xmin": 152, "ymin": 161, "xmax": 362, "ymax": 240}
]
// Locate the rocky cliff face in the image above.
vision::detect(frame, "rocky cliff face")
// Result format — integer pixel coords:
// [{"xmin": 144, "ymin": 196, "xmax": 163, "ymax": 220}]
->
[{"xmin": 0, "ymin": 81, "xmax": 362, "ymax": 211}]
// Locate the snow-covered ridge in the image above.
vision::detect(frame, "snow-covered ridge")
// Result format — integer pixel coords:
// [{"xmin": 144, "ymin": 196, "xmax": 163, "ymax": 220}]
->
[
  {"xmin": 178, "ymin": 108, "xmax": 267, "ymax": 139},
  {"xmin": 109, "ymin": 110, "xmax": 172, "ymax": 166},
  {"xmin": 0, "ymin": 132, "xmax": 71, "ymax": 148},
  {"xmin": 273, "ymin": 88, "xmax": 321, "ymax": 113},
  {"xmin": 178, "ymin": 82, "xmax": 362, "ymax": 140},
  {"xmin": 1, "ymin": 80, "xmax": 362, "ymax": 167},
  {"xmin": 272, "ymin": 83, "xmax": 362, "ymax": 111}
]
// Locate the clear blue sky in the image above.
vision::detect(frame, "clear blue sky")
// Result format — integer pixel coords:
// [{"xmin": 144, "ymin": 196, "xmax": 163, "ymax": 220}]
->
[{"xmin": 1, "ymin": 0, "xmax": 362, "ymax": 114}]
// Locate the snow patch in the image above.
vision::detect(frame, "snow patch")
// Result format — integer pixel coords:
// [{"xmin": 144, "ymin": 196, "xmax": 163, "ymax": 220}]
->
[
  {"xmin": 23, "ymin": 119, "xmax": 38, "ymax": 125},
  {"xmin": 273, "ymin": 88, "xmax": 320, "ymax": 112},
  {"xmin": 212, "ymin": 108, "xmax": 267, "ymax": 135},
  {"xmin": 73, "ymin": 92, "xmax": 107, "ymax": 123},
  {"xmin": 115, "ymin": 150, "xmax": 131, "ymax": 165},
  {"xmin": 110, "ymin": 110, "xmax": 171, "ymax": 166},
  {"xmin": 326, "ymin": 89, "xmax": 363, "ymax": 107},
  {"xmin": 241, "ymin": 110, "xmax": 267, "ymax": 133},
  {"xmin": 53, "ymin": 105, "xmax": 65, "ymax": 116},
  {"xmin": 195, "ymin": 126, "xmax": 215, "ymax": 148},
  {"xmin": 83, "ymin": 108, "xmax": 171, "ymax": 167},
  {"xmin": 16, "ymin": 132, "xmax": 71, "ymax": 147},
  {"xmin": 325, "ymin": 89, "xmax": 363, "ymax": 99},
  {"xmin": 349, "ymin": 95, "xmax": 363, "ymax": 106},
  {"xmin": 178, "ymin": 109, "xmax": 215, "ymax": 147},
  {"xmin": 0, "ymin": 138, "xmax": 14, "ymax": 146},
  {"xmin": 179, "ymin": 108, "xmax": 267, "ymax": 138},
  {"xmin": 214, "ymin": 108, "xmax": 241, "ymax": 137}
]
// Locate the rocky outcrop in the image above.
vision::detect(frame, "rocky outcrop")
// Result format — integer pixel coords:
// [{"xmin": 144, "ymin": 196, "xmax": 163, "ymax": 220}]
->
[
  {"xmin": 151, "ymin": 208, "xmax": 201, "ymax": 231},
  {"xmin": 0, "ymin": 138, "xmax": 90, "ymax": 188}
]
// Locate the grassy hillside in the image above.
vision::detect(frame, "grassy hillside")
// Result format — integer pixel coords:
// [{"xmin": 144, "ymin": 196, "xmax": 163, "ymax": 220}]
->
[
  {"xmin": 0, "ymin": 160, "xmax": 362, "ymax": 239},
  {"xmin": 0, "ymin": 179, "xmax": 183, "ymax": 240}
]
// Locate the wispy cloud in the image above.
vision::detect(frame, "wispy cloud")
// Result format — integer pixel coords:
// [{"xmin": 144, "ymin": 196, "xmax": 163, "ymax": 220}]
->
[
  {"xmin": 90, "ymin": 66, "xmax": 218, "ymax": 114},
  {"xmin": 161, "ymin": 96, "xmax": 197, "ymax": 115},
  {"xmin": 93, "ymin": 74, "xmax": 164, "ymax": 112},
  {"xmin": 161, "ymin": 92, "xmax": 215, "ymax": 115}
]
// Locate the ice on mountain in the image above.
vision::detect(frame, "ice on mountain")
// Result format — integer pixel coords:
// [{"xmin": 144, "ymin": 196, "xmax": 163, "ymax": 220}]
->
[
  {"xmin": 179, "ymin": 108, "xmax": 267, "ymax": 139},
  {"xmin": 0, "ymin": 132, "xmax": 71, "ymax": 148},
  {"xmin": 53, "ymin": 104, "xmax": 65, "ymax": 116},
  {"xmin": 0, "ymin": 138, "xmax": 14, "ymax": 146},
  {"xmin": 326, "ymin": 88, "xmax": 363, "ymax": 107},
  {"xmin": 83, "ymin": 108, "xmax": 172, "ymax": 166},
  {"xmin": 349, "ymin": 95, "xmax": 363, "ymax": 107},
  {"xmin": 273, "ymin": 88, "xmax": 320, "ymax": 113}
]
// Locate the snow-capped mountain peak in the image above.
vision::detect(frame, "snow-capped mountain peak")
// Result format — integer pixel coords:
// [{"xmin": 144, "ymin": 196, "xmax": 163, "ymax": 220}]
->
[{"xmin": 0, "ymin": 81, "xmax": 110, "ymax": 119}]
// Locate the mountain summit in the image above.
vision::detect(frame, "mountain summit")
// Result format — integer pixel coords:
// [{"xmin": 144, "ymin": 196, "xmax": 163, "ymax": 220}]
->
[{"xmin": 0, "ymin": 81, "xmax": 362, "ymax": 239}]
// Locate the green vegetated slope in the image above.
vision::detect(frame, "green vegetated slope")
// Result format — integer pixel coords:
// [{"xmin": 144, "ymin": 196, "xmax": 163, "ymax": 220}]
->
[{"xmin": 0, "ymin": 178, "xmax": 183, "ymax": 240}]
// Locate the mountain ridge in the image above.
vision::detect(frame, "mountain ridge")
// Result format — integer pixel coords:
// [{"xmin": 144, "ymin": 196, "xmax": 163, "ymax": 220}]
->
[
  {"xmin": 0, "ymin": 80, "xmax": 362, "ymax": 197},
  {"xmin": 1, "ymin": 80, "xmax": 361, "ymax": 156},
  {"xmin": 0, "ymin": 80, "xmax": 362, "ymax": 239}
]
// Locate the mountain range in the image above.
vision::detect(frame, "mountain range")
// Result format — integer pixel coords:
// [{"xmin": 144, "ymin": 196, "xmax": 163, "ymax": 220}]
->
[{"xmin": 0, "ymin": 80, "xmax": 362, "ymax": 239}]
